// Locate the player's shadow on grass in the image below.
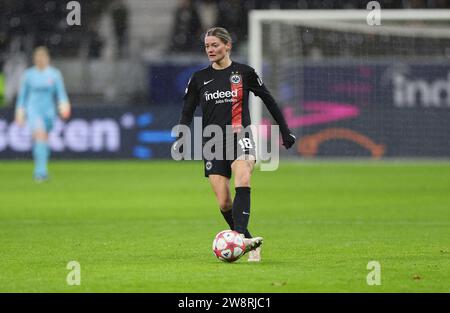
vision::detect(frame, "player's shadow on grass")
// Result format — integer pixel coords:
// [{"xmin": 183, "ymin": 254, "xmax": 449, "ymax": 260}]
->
[{"xmin": 207, "ymin": 259, "xmax": 291, "ymax": 266}]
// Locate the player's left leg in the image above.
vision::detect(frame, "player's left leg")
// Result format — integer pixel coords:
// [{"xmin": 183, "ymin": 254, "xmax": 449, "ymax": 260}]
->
[
  {"xmin": 30, "ymin": 116, "xmax": 53, "ymax": 182},
  {"xmin": 231, "ymin": 159, "xmax": 263, "ymax": 258},
  {"xmin": 231, "ymin": 159, "xmax": 254, "ymax": 234},
  {"xmin": 208, "ymin": 173, "xmax": 253, "ymax": 238}
]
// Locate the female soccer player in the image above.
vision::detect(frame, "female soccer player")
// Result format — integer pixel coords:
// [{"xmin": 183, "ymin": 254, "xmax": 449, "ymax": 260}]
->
[
  {"xmin": 15, "ymin": 46, "xmax": 71, "ymax": 182},
  {"xmin": 175, "ymin": 27, "xmax": 295, "ymax": 262}
]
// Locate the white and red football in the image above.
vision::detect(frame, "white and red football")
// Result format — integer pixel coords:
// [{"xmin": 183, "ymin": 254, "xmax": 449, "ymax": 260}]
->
[{"xmin": 212, "ymin": 230, "xmax": 246, "ymax": 262}]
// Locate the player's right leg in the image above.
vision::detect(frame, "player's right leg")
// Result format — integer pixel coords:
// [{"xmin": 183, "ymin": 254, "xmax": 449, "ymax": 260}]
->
[
  {"xmin": 29, "ymin": 116, "xmax": 50, "ymax": 182},
  {"xmin": 208, "ymin": 174, "xmax": 234, "ymax": 228},
  {"xmin": 247, "ymin": 247, "xmax": 262, "ymax": 262}
]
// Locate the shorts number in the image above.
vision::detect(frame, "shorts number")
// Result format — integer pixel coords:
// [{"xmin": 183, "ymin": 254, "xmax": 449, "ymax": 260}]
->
[{"xmin": 238, "ymin": 138, "xmax": 253, "ymax": 150}]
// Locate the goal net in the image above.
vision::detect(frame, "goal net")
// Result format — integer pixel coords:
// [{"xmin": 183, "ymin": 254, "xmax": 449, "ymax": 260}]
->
[{"xmin": 249, "ymin": 10, "xmax": 450, "ymax": 158}]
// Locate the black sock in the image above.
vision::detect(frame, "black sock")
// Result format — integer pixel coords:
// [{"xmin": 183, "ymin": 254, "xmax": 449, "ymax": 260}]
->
[
  {"xmin": 220, "ymin": 209, "xmax": 234, "ymax": 230},
  {"xmin": 232, "ymin": 187, "xmax": 251, "ymax": 235},
  {"xmin": 221, "ymin": 209, "xmax": 252, "ymax": 238}
]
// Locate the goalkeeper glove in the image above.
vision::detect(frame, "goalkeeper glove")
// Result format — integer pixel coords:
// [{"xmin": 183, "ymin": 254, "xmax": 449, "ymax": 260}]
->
[
  {"xmin": 15, "ymin": 107, "xmax": 26, "ymax": 126},
  {"xmin": 58, "ymin": 102, "xmax": 71, "ymax": 120}
]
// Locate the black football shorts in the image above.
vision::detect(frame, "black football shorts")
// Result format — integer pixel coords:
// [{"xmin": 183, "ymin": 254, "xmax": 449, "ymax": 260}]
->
[{"xmin": 203, "ymin": 132, "xmax": 256, "ymax": 178}]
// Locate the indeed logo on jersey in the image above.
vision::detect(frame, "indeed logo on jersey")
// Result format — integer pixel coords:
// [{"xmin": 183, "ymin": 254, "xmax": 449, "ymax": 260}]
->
[{"xmin": 205, "ymin": 89, "xmax": 238, "ymax": 103}]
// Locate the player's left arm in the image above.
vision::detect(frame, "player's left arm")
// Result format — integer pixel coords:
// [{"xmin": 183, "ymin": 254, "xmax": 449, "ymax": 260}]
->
[
  {"xmin": 55, "ymin": 70, "xmax": 71, "ymax": 120},
  {"xmin": 247, "ymin": 69, "xmax": 296, "ymax": 149}
]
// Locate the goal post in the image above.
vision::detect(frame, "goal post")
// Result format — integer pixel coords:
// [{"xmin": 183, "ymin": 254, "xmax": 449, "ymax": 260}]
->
[{"xmin": 248, "ymin": 9, "xmax": 450, "ymax": 158}]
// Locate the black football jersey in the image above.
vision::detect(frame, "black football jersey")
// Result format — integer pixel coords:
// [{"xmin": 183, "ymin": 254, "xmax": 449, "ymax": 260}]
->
[{"xmin": 179, "ymin": 61, "xmax": 290, "ymax": 137}]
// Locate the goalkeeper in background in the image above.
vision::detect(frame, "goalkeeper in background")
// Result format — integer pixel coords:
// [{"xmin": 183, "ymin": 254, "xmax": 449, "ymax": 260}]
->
[{"xmin": 15, "ymin": 46, "xmax": 71, "ymax": 182}]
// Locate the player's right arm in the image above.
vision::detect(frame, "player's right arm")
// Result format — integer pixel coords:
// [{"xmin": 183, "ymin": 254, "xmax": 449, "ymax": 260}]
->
[
  {"xmin": 15, "ymin": 71, "xmax": 29, "ymax": 126},
  {"xmin": 172, "ymin": 74, "xmax": 199, "ymax": 155},
  {"xmin": 178, "ymin": 74, "xmax": 199, "ymax": 127}
]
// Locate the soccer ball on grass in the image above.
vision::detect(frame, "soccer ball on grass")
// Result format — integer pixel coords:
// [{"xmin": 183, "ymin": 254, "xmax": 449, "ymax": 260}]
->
[{"xmin": 212, "ymin": 230, "xmax": 246, "ymax": 262}]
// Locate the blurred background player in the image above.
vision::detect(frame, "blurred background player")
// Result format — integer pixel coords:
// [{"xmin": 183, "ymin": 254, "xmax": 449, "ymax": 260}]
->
[
  {"xmin": 175, "ymin": 27, "xmax": 296, "ymax": 262},
  {"xmin": 15, "ymin": 46, "xmax": 71, "ymax": 182}
]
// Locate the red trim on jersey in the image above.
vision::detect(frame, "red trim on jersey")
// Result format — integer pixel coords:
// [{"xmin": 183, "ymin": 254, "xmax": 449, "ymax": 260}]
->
[{"xmin": 231, "ymin": 77, "xmax": 243, "ymax": 132}]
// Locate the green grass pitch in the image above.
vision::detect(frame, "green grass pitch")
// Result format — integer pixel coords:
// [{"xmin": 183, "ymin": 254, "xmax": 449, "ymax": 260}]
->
[{"xmin": 0, "ymin": 160, "xmax": 449, "ymax": 292}]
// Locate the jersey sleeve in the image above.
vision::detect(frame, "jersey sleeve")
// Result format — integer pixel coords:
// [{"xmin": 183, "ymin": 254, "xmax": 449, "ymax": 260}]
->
[
  {"xmin": 55, "ymin": 70, "xmax": 69, "ymax": 105},
  {"xmin": 178, "ymin": 74, "xmax": 199, "ymax": 126},
  {"xmin": 15, "ymin": 71, "xmax": 29, "ymax": 109},
  {"xmin": 247, "ymin": 69, "xmax": 291, "ymax": 136}
]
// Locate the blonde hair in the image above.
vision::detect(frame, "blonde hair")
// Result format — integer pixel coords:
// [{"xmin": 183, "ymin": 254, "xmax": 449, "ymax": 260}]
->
[
  {"xmin": 205, "ymin": 27, "xmax": 232, "ymax": 45},
  {"xmin": 33, "ymin": 46, "xmax": 50, "ymax": 57}
]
